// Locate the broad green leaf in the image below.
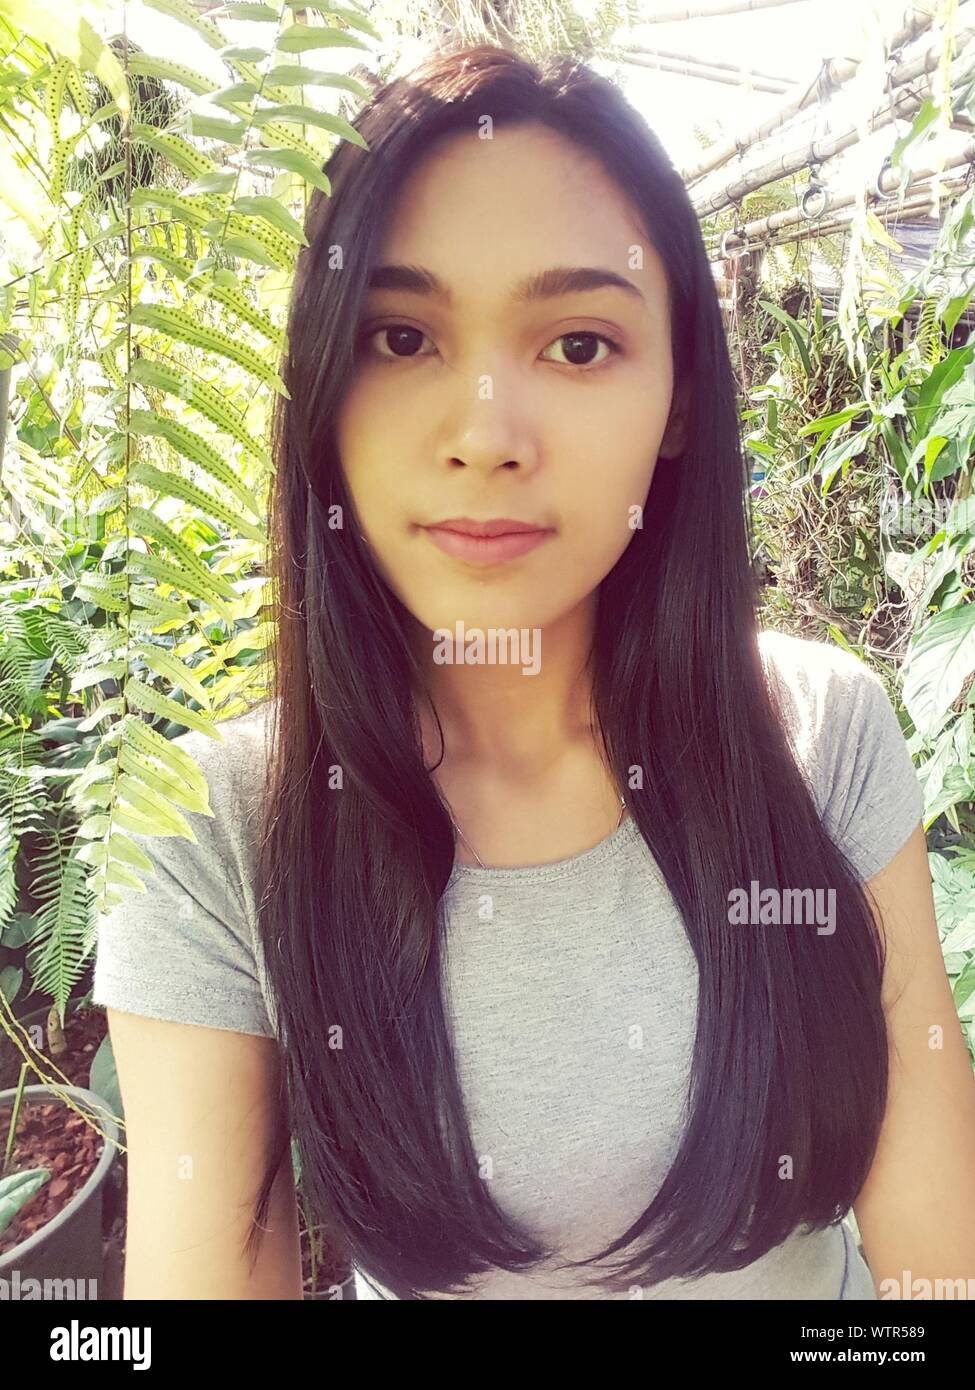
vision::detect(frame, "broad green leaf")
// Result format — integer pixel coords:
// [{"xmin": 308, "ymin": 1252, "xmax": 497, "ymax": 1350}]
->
[
  {"xmin": 218, "ymin": 45, "xmax": 269, "ymax": 62},
  {"xmin": 864, "ymin": 209, "xmax": 903, "ymax": 253},
  {"xmin": 130, "ymin": 125, "xmax": 219, "ymax": 182},
  {"xmin": 903, "ymin": 604, "xmax": 975, "ymax": 739},
  {"xmin": 104, "ymin": 859, "xmax": 151, "ymax": 891},
  {"xmin": 129, "ymin": 361, "xmax": 272, "ymax": 464},
  {"xmin": 209, "ymin": 282, "xmax": 287, "ymax": 345},
  {"xmin": 69, "ymin": 660, "xmax": 126, "ymax": 693},
  {"xmin": 221, "ymin": 2, "xmax": 280, "ymax": 18},
  {"xmin": 211, "ymin": 81, "xmax": 260, "ymax": 107},
  {"xmin": 126, "ymin": 551, "xmax": 236, "ymax": 625},
  {"xmin": 915, "ymin": 343, "xmax": 975, "ymax": 425},
  {"xmin": 222, "ymin": 233, "xmax": 280, "ymax": 268},
  {"xmin": 130, "ymin": 186, "xmax": 220, "ymax": 230},
  {"xmin": 185, "ymin": 113, "xmax": 247, "ymax": 145},
  {"xmin": 0, "ymin": 1169, "xmax": 50, "ymax": 1237},
  {"xmin": 118, "ymin": 738, "xmax": 209, "ymax": 813},
  {"xmin": 796, "ymin": 405, "xmax": 863, "ymax": 438},
  {"xmin": 77, "ymin": 699, "xmax": 124, "ymax": 732},
  {"xmin": 108, "ymin": 833, "xmax": 157, "ymax": 875},
  {"xmin": 128, "ymin": 358, "xmax": 271, "ymax": 467},
  {"xmin": 124, "ymin": 719, "xmax": 214, "ymax": 798},
  {"xmin": 326, "ymin": 4, "xmax": 382, "ymax": 39}
]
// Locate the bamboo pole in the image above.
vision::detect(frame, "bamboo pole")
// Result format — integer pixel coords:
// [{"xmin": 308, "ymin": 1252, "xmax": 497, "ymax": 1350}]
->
[
  {"xmin": 618, "ymin": 44, "xmax": 796, "ymax": 87},
  {"xmin": 710, "ymin": 173, "xmax": 970, "ymax": 258},
  {"xmin": 704, "ymin": 148, "xmax": 975, "ymax": 250},
  {"xmin": 748, "ymin": 176, "xmax": 970, "ymax": 253},
  {"xmin": 692, "ymin": 31, "xmax": 975, "ymax": 219},
  {"xmin": 618, "ymin": 51, "xmax": 790, "ymax": 93},
  {"xmin": 681, "ymin": 0, "xmax": 962, "ymax": 188},
  {"xmin": 639, "ymin": 0, "xmax": 813, "ymax": 21}
]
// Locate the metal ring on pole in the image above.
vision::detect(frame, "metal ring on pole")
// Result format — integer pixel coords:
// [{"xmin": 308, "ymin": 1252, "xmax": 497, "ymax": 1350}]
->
[
  {"xmin": 720, "ymin": 205, "xmax": 749, "ymax": 261},
  {"xmin": 875, "ymin": 153, "xmax": 911, "ymax": 201},
  {"xmin": 719, "ymin": 227, "xmax": 741, "ymax": 259},
  {"xmin": 799, "ymin": 182, "xmax": 829, "ymax": 221}
]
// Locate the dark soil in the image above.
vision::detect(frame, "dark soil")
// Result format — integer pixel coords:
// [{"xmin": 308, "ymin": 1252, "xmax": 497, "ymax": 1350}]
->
[{"xmin": 0, "ymin": 1096, "xmax": 103, "ymax": 1257}]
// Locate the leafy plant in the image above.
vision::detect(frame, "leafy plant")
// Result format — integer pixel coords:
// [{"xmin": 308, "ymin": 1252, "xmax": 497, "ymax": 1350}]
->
[{"xmin": 0, "ymin": 0, "xmax": 374, "ymax": 1024}]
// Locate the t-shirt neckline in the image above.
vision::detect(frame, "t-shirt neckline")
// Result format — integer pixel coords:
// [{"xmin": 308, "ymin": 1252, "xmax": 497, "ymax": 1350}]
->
[{"xmin": 447, "ymin": 811, "xmax": 640, "ymax": 885}]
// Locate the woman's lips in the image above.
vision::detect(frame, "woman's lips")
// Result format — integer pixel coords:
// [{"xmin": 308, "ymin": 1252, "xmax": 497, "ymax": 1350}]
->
[{"xmin": 421, "ymin": 524, "xmax": 553, "ymax": 565}]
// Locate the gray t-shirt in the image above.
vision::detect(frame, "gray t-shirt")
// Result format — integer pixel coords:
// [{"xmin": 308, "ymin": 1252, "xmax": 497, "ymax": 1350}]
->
[{"xmin": 92, "ymin": 629, "xmax": 925, "ymax": 1300}]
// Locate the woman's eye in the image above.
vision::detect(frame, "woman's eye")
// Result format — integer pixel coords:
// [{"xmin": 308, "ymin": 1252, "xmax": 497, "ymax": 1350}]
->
[
  {"xmin": 358, "ymin": 324, "xmax": 621, "ymax": 368},
  {"xmin": 361, "ymin": 324, "xmax": 435, "ymax": 360},
  {"xmin": 541, "ymin": 331, "xmax": 620, "ymax": 369}
]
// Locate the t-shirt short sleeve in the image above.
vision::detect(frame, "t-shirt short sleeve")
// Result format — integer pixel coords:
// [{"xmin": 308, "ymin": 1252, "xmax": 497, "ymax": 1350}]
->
[
  {"xmin": 91, "ymin": 713, "xmax": 275, "ymax": 1039},
  {"xmin": 761, "ymin": 630, "xmax": 925, "ymax": 884}
]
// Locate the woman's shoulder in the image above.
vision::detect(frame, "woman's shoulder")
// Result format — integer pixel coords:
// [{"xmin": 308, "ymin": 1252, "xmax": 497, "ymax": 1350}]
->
[
  {"xmin": 757, "ymin": 626, "xmax": 896, "ymax": 749},
  {"xmin": 92, "ymin": 697, "xmax": 280, "ymax": 1037},
  {"xmin": 757, "ymin": 626, "xmax": 923, "ymax": 881}
]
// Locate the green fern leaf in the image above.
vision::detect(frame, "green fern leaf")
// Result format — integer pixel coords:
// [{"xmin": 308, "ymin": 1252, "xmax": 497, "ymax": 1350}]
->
[
  {"xmin": 122, "ymin": 675, "xmax": 218, "ymax": 739},
  {"xmin": 124, "ymin": 55, "xmax": 219, "ymax": 97},
  {"xmin": 229, "ymin": 194, "xmax": 307, "ymax": 246},
  {"xmin": 128, "ymin": 465, "xmax": 265, "ymax": 542},
  {"xmin": 239, "ymin": 146, "xmax": 331, "ymax": 196},
  {"xmin": 115, "ymin": 775, "xmax": 196, "ymax": 837},
  {"xmin": 128, "ymin": 357, "xmax": 272, "ymax": 465},
  {"xmin": 132, "ymin": 639, "xmax": 211, "ymax": 710},
  {"xmin": 142, "ymin": 0, "xmax": 226, "ymax": 50},
  {"xmin": 126, "ymin": 551, "xmax": 236, "ymax": 625},
  {"xmin": 118, "ymin": 740, "xmax": 208, "ymax": 815},
  {"xmin": 127, "ymin": 412, "xmax": 264, "ymax": 518},
  {"xmin": 123, "ymin": 719, "xmax": 212, "ymax": 796},
  {"xmin": 130, "ymin": 123, "xmax": 221, "ymax": 181},
  {"xmin": 129, "ymin": 303, "xmax": 288, "ymax": 396},
  {"xmin": 277, "ymin": 23, "xmax": 371, "ymax": 52}
]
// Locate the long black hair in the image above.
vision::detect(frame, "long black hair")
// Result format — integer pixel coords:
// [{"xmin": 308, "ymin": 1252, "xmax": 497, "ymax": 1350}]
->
[{"xmin": 249, "ymin": 42, "xmax": 888, "ymax": 1299}]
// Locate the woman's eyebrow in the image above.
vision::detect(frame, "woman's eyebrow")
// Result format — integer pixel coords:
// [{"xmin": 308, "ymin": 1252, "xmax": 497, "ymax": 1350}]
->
[{"xmin": 366, "ymin": 263, "xmax": 646, "ymax": 305}]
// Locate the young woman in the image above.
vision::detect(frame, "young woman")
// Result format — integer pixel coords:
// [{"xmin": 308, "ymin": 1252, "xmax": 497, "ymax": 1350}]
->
[{"xmin": 94, "ymin": 43, "xmax": 975, "ymax": 1301}]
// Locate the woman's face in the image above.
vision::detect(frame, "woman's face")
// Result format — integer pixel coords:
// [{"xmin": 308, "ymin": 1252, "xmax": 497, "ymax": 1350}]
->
[{"xmin": 335, "ymin": 121, "xmax": 685, "ymax": 639}]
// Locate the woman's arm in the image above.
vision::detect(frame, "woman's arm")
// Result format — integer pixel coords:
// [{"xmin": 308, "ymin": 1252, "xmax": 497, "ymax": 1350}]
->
[
  {"xmin": 852, "ymin": 824, "xmax": 975, "ymax": 1295},
  {"xmin": 108, "ymin": 1007, "xmax": 303, "ymax": 1299}
]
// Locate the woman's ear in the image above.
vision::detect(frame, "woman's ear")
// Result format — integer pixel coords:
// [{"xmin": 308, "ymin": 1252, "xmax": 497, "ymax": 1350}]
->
[{"xmin": 658, "ymin": 380, "xmax": 690, "ymax": 459}]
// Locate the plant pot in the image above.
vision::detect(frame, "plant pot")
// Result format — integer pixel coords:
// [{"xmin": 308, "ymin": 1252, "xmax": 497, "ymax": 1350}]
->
[{"xmin": 0, "ymin": 1084, "xmax": 120, "ymax": 1291}]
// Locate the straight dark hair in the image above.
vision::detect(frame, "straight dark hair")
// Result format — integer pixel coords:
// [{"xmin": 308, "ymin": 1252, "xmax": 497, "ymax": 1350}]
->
[{"xmin": 247, "ymin": 42, "xmax": 889, "ymax": 1299}]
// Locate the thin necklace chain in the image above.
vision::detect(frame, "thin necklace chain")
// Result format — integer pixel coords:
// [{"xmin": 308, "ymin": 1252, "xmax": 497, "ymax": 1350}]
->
[{"xmin": 447, "ymin": 793, "xmax": 628, "ymax": 869}]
